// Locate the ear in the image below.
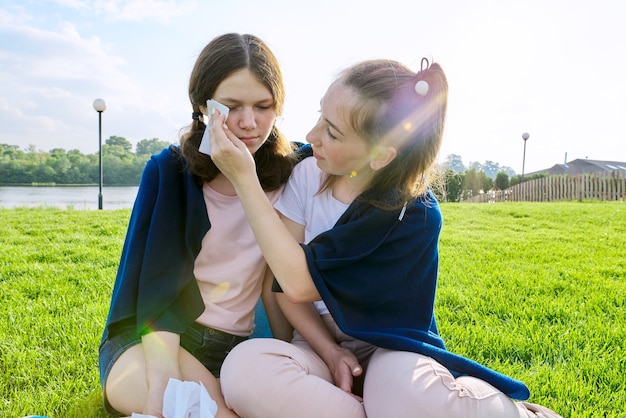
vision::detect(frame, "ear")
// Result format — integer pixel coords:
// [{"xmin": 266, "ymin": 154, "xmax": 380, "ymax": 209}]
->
[{"xmin": 369, "ymin": 145, "xmax": 397, "ymax": 171}]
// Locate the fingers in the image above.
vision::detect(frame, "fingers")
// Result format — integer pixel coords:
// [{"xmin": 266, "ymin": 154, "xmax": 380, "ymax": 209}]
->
[
  {"xmin": 208, "ymin": 109, "xmax": 229, "ymax": 148},
  {"xmin": 340, "ymin": 361, "xmax": 363, "ymax": 402},
  {"xmin": 343, "ymin": 356, "xmax": 362, "ymax": 377},
  {"xmin": 334, "ymin": 361, "xmax": 354, "ymax": 393},
  {"xmin": 209, "ymin": 111, "xmax": 249, "ymax": 157},
  {"xmin": 336, "ymin": 365, "xmax": 363, "ymax": 403}
]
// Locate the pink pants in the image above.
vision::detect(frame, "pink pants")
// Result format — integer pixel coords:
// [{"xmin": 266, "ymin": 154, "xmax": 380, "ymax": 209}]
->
[{"xmin": 220, "ymin": 320, "xmax": 558, "ymax": 418}]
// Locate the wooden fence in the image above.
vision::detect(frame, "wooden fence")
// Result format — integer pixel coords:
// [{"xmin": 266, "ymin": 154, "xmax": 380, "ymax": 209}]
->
[{"xmin": 463, "ymin": 170, "xmax": 626, "ymax": 203}]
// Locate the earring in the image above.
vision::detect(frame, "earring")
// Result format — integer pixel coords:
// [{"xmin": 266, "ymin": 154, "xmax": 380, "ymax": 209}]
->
[{"xmin": 350, "ymin": 170, "xmax": 357, "ymax": 178}]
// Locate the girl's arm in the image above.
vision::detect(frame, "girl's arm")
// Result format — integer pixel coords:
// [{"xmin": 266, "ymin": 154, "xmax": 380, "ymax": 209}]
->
[
  {"xmin": 141, "ymin": 332, "xmax": 238, "ymax": 418},
  {"xmin": 235, "ymin": 179, "xmax": 318, "ymax": 302},
  {"xmin": 141, "ymin": 331, "xmax": 182, "ymax": 417},
  {"xmin": 261, "ymin": 266, "xmax": 293, "ymax": 341},
  {"xmin": 276, "ymin": 294, "xmax": 363, "ymax": 400},
  {"xmin": 276, "ymin": 213, "xmax": 363, "ymax": 398},
  {"xmin": 209, "ymin": 116, "xmax": 319, "ymax": 302}
]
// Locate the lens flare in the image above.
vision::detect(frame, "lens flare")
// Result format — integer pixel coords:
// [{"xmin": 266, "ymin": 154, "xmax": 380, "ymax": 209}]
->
[{"xmin": 208, "ymin": 281, "xmax": 231, "ymax": 301}]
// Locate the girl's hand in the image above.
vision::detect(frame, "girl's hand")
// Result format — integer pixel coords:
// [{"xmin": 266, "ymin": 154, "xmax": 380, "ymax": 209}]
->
[
  {"xmin": 208, "ymin": 109, "xmax": 256, "ymax": 185},
  {"xmin": 141, "ymin": 332, "xmax": 182, "ymax": 418},
  {"xmin": 142, "ymin": 385, "xmax": 166, "ymax": 417},
  {"xmin": 323, "ymin": 345, "xmax": 364, "ymax": 402}
]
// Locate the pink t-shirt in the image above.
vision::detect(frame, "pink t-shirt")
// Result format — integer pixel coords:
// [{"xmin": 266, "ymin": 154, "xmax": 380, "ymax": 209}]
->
[{"xmin": 194, "ymin": 183, "xmax": 283, "ymax": 336}]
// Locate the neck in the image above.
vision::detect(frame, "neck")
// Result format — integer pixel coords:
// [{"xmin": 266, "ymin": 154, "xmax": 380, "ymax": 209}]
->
[
  {"xmin": 332, "ymin": 173, "xmax": 371, "ymax": 204},
  {"xmin": 207, "ymin": 173, "xmax": 237, "ymax": 196}
]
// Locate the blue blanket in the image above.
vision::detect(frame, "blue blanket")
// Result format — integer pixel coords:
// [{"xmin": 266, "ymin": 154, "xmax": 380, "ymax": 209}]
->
[{"xmin": 304, "ymin": 189, "xmax": 530, "ymax": 400}]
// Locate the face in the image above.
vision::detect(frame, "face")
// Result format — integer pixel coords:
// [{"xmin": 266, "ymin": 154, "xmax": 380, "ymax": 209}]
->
[
  {"xmin": 211, "ymin": 69, "xmax": 277, "ymax": 155},
  {"xmin": 306, "ymin": 81, "xmax": 371, "ymax": 177}
]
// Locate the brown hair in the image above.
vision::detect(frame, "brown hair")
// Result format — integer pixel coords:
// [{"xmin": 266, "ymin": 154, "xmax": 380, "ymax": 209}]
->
[
  {"xmin": 178, "ymin": 33, "xmax": 296, "ymax": 190},
  {"xmin": 321, "ymin": 59, "xmax": 448, "ymax": 209}
]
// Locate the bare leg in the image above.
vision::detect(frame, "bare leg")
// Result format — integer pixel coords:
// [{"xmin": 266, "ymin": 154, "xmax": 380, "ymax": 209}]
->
[{"xmin": 105, "ymin": 343, "xmax": 238, "ymax": 418}]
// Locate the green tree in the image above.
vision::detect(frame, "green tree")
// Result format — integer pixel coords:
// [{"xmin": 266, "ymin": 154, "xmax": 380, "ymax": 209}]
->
[
  {"xmin": 136, "ymin": 138, "xmax": 170, "ymax": 156},
  {"xmin": 34, "ymin": 163, "xmax": 56, "ymax": 183},
  {"xmin": 0, "ymin": 143, "xmax": 21, "ymax": 159},
  {"xmin": 495, "ymin": 171, "xmax": 509, "ymax": 190},
  {"xmin": 461, "ymin": 168, "xmax": 493, "ymax": 199},
  {"xmin": 482, "ymin": 174, "xmax": 494, "ymax": 193},
  {"xmin": 105, "ymin": 136, "xmax": 133, "ymax": 153},
  {"xmin": 443, "ymin": 169, "xmax": 463, "ymax": 202},
  {"xmin": 67, "ymin": 150, "xmax": 93, "ymax": 184},
  {"xmin": 46, "ymin": 149, "xmax": 71, "ymax": 183}
]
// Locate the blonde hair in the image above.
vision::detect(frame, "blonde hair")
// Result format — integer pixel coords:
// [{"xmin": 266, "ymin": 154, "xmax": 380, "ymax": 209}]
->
[{"xmin": 321, "ymin": 59, "xmax": 448, "ymax": 210}]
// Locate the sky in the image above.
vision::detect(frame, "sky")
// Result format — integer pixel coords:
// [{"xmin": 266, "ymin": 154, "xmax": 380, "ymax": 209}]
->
[{"xmin": 1, "ymin": 0, "xmax": 625, "ymax": 175}]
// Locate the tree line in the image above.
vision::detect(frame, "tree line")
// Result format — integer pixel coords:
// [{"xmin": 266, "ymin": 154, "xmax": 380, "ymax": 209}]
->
[
  {"xmin": 440, "ymin": 154, "xmax": 546, "ymax": 202},
  {"xmin": 0, "ymin": 136, "xmax": 171, "ymax": 186},
  {"xmin": 0, "ymin": 138, "xmax": 545, "ymax": 202}
]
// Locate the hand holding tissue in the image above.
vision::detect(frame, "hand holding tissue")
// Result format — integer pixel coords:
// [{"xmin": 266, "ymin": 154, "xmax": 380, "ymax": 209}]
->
[
  {"xmin": 199, "ymin": 99, "xmax": 230, "ymax": 156},
  {"xmin": 131, "ymin": 378, "xmax": 218, "ymax": 418}
]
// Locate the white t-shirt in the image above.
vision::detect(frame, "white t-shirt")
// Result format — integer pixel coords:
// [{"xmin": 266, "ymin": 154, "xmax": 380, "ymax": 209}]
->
[
  {"xmin": 194, "ymin": 183, "xmax": 283, "ymax": 336},
  {"xmin": 274, "ymin": 157, "xmax": 349, "ymax": 315}
]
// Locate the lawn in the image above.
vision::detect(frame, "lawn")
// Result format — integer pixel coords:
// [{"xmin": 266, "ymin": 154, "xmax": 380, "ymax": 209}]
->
[{"xmin": 0, "ymin": 202, "xmax": 624, "ymax": 417}]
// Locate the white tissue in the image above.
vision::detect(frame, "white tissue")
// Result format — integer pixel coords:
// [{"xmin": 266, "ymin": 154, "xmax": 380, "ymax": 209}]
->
[
  {"xmin": 131, "ymin": 378, "xmax": 218, "ymax": 418},
  {"xmin": 199, "ymin": 99, "xmax": 230, "ymax": 155}
]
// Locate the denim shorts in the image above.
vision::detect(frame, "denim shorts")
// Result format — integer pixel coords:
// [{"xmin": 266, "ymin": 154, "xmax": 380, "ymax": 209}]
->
[{"xmin": 99, "ymin": 322, "xmax": 247, "ymax": 415}]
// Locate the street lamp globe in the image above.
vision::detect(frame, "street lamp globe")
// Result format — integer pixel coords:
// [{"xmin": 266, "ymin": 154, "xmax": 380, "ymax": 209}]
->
[
  {"xmin": 522, "ymin": 132, "xmax": 529, "ymax": 141},
  {"xmin": 93, "ymin": 98, "xmax": 107, "ymax": 112}
]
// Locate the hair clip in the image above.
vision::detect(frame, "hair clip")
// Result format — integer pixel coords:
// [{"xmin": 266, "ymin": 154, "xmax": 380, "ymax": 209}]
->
[
  {"xmin": 415, "ymin": 57, "xmax": 430, "ymax": 96},
  {"xmin": 192, "ymin": 111, "xmax": 203, "ymax": 121},
  {"xmin": 415, "ymin": 80, "xmax": 429, "ymax": 96}
]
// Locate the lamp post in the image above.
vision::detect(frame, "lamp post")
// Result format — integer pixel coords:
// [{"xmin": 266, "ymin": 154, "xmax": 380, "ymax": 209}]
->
[
  {"xmin": 521, "ymin": 132, "xmax": 529, "ymax": 183},
  {"xmin": 93, "ymin": 98, "xmax": 107, "ymax": 210}
]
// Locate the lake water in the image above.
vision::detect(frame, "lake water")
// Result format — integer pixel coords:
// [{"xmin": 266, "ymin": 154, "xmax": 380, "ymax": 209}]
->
[{"xmin": 0, "ymin": 186, "xmax": 139, "ymax": 210}]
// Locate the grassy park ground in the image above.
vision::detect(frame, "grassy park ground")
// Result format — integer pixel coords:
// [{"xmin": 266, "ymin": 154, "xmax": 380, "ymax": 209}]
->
[{"xmin": 0, "ymin": 202, "xmax": 624, "ymax": 417}]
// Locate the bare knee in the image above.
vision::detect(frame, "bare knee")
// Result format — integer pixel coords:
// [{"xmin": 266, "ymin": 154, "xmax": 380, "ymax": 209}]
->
[{"xmin": 105, "ymin": 344, "xmax": 148, "ymax": 415}]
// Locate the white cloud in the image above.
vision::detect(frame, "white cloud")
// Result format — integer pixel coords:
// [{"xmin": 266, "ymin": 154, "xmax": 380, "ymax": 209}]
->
[
  {"xmin": 0, "ymin": 10, "xmax": 152, "ymax": 152},
  {"xmin": 1, "ymin": 0, "xmax": 625, "ymax": 169}
]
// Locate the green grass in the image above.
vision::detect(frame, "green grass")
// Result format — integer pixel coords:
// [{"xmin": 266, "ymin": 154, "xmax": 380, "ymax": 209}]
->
[
  {"xmin": 1, "ymin": 202, "xmax": 624, "ymax": 417},
  {"xmin": 0, "ymin": 208, "xmax": 129, "ymax": 418}
]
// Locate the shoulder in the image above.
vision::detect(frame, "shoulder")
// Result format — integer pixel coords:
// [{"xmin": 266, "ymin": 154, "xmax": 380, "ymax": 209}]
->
[
  {"xmin": 294, "ymin": 142, "xmax": 313, "ymax": 160},
  {"xmin": 295, "ymin": 155, "xmax": 319, "ymax": 172},
  {"xmin": 277, "ymin": 156, "xmax": 322, "ymax": 214},
  {"xmin": 144, "ymin": 145, "xmax": 184, "ymax": 174},
  {"xmin": 406, "ymin": 192, "xmax": 442, "ymax": 228},
  {"xmin": 291, "ymin": 156, "xmax": 322, "ymax": 183},
  {"xmin": 137, "ymin": 146, "xmax": 191, "ymax": 193},
  {"xmin": 152, "ymin": 145, "xmax": 180, "ymax": 164}
]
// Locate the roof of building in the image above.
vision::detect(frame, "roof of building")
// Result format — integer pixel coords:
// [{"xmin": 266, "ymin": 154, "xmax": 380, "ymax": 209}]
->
[{"xmin": 527, "ymin": 159, "xmax": 626, "ymax": 176}]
